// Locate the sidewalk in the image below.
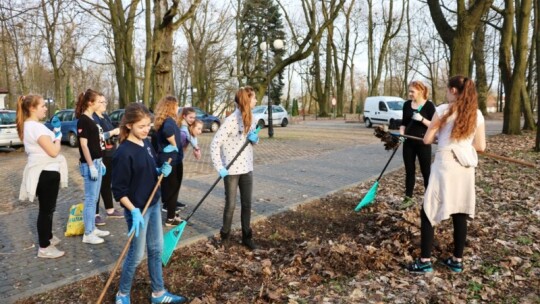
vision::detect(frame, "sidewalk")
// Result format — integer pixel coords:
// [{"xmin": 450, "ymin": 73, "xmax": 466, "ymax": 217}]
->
[{"xmin": 0, "ymin": 120, "xmax": 501, "ymax": 303}]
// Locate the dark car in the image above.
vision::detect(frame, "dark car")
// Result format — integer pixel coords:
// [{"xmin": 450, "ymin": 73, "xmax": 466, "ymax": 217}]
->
[
  {"xmin": 45, "ymin": 109, "xmax": 78, "ymax": 147},
  {"xmin": 109, "ymin": 109, "xmax": 125, "ymax": 128},
  {"xmin": 179, "ymin": 107, "xmax": 220, "ymax": 132}
]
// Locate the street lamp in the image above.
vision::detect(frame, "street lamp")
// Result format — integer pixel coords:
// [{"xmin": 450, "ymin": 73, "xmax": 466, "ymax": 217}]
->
[{"xmin": 260, "ymin": 38, "xmax": 284, "ymax": 138}]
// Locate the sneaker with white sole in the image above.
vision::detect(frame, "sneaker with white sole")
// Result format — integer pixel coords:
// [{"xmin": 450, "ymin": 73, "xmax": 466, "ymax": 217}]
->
[
  {"xmin": 49, "ymin": 235, "xmax": 61, "ymax": 246},
  {"xmin": 107, "ymin": 209, "xmax": 124, "ymax": 218},
  {"xmin": 93, "ymin": 228, "xmax": 110, "ymax": 237},
  {"xmin": 38, "ymin": 245, "xmax": 65, "ymax": 259},
  {"xmin": 83, "ymin": 233, "xmax": 104, "ymax": 244},
  {"xmin": 95, "ymin": 214, "xmax": 106, "ymax": 226}
]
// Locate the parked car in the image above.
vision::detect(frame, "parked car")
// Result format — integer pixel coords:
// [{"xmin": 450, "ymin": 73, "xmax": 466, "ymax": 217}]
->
[
  {"xmin": 0, "ymin": 109, "xmax": 23, "ymax": 148},
  {"xmin": 44, "ymin": 109, "xmax": 79, "ymax": 147},
  {"xmin": 252, "ymin": 105, "xmax": 289, "ymax": 129},
  {"xmin": 109, "ymin": 108, "xmax": 125, "ymax": 128},
  {"xmin": 363, "ymin": 96, "xmax": 405, "ymax": 129},
  {"xmin": 178, "ymin": 107, "xmax": 220, "ymax": 132}
]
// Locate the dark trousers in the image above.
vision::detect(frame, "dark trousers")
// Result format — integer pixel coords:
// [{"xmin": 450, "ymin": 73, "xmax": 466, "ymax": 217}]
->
[
  {"xmin": 36, "ymin": 170, "xmax": 60, "ymax": 248},
  {"xmin": 420, "ymin": 208, "xmax": 468, "ymax": 259},
  {"xmin": 221, "ymin": 172, "xmax": 253, "ymax": 238},
  {"xmin": 402, "ymin": 140, "xmax": 432, "ymax": 197},
  {"xmin": 162, "ymin": 162, "xmax": 183, "ymax": 220},
  {"xmin": 96, "ymin": 154, "xmax": 114, "ymax": 214}
]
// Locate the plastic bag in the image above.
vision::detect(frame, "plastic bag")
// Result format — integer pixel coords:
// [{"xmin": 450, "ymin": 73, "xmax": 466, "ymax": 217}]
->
[{"xmin": 65, "ymin": 203, "xmax": 85, "ymax": 236}]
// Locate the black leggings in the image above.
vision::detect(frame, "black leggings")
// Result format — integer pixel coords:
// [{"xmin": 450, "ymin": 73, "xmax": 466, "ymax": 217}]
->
[
  {"xmin": 402, "ymin": 140, "xmax": 431, "ymax": 197},
  {"xmin": 162, "ymin": 162, "xmax": 183, "ymax": 220},
  {"xmin": 421, "ymin": 208, "xmax": 468, "ymax": 259},
  {"xmin": 36, "ymin": 170, "xmax": 60, "ymax": 248},
  {"xmin": 96, "ymin": 154, "xmax": 114, "ymax": 213}
]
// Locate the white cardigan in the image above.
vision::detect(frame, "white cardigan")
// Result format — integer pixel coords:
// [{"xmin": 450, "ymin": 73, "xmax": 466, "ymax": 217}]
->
[{"xmin": 19, "ymin": 154, "xmax": 68, "ymax": 202}]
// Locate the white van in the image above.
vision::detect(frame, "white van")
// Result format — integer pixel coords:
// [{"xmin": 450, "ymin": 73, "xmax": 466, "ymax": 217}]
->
[{"xmin": 363, "ymin": 96, "xmax": 405, "ymax": 129}]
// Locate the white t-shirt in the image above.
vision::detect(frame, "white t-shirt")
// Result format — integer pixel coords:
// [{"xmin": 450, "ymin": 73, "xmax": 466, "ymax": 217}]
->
[
  {"xmin": 435, "ymin": 104, "xmax": 484, "ymax": 149},
  {"xmin": 24, "ymin": 120, "xmax": 59, "ymax": 171}
]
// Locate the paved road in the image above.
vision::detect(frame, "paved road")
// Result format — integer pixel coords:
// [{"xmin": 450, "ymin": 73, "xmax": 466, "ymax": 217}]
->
[{"xmin": 0, "ymin": 119, "xmax": 502, "ymax": 303}]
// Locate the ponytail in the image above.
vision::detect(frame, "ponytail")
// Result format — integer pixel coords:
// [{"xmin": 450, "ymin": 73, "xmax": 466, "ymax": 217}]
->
[
  {"xmin": 16, "ymin": 94, "xmax": 43, "ymax": 140},
  {"xmin": 235, "ymin": 86, "xmax": 254, "ymax": 134}
]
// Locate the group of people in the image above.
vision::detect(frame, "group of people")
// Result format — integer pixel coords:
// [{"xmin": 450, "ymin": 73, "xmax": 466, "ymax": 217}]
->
[
  {"xmin": 399, "ymin": 76, "xmax": 486, "ymax": 273},
  {"xmin": 17, "ymin": 85, "xmax": 260, "ymax": 303}
]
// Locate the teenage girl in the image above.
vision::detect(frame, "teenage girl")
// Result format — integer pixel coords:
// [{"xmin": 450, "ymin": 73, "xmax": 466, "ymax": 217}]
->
[
  {"xmin": 180, "ymin": 107, "xmax": 201, "ymax": 160},
  {"xmin": 75, "ymin": 89, "xmax": 109, "ymax": 244},
  {"xmin": 210, "ymin": 86, "xmax": 259, "ymax": 250},
  {"xmin": 153, "ymin": 96, "xmax": 184, "ymax": 226},
  {"xmin": 17, "ymin": 94, "xmax": 68, "ymax": 259},
  {"xmin": 407, "ymin": 76, "xmax": 486, "ymax": 274},
  {"xmin": 111, "ymin": 102, "xmax": 186, "ymax": 304}
]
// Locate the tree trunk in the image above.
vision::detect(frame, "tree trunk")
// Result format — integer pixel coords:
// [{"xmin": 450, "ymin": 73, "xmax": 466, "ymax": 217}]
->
[
  {"xmin": 142, "ymin": 0, "xmax": 153, "ymax": 105},
  {"xmin": 473, "ymin": 20, "xmax": 488, "ymax": 115},
  {"xmin": 521, "ymin": 84, "xmax": 537, "ymax": 130},
  {"xmin": 427, "ymin": 0, "xmax": 493, "ymax": 76},
  {"xmin": 536, "ymin": 0, "xmax": 540, "ymax": 151}
]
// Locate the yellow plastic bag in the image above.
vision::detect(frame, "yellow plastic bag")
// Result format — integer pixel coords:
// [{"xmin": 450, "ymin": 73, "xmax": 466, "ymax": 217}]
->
[{"xmin": 65, "ymin": 203, "xmax": 85, "ymax": 236}]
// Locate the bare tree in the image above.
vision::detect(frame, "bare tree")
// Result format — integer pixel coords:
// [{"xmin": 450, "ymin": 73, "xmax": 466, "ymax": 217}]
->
[{"xmin": 427, "ymin": 0, "xmax": 493, "ymax": 76}]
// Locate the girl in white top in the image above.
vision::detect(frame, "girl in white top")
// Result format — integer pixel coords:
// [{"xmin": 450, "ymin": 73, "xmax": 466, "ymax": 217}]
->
[
  {"xmin": 210, "ymin": 86, "xmax": 259, "ymax": 250},
  {"xmin": 17, "ymin": 94, "xmax": 68, "ymax": 259},
  {"xmin": 407, "ymin": 76, "xmax": 486, "ymax": 274}
]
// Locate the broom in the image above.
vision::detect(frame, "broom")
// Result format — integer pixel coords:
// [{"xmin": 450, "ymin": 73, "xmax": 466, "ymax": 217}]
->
[{"xmin": 161, "ymin": 126, "xmax": 261, "ymax": 266}]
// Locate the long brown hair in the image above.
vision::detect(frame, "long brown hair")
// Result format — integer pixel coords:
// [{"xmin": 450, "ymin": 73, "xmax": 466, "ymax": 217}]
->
[
  {"xmin": 119, "ymin": 102, "xmax": 152, "ymax": 143},
  {"xmin": 16, "ymin": 94, "xmax": 43, "ymax": 140},
  {"xmin": 234, "ymin": 86, "xmax": 254, "ymax": 134},
  {"xmin": 435, "ymin": 75, "xmax": 478, "ymax": 140},
  {"xmin": 75, "ymin": 89, "xmax": 103, "ymax": 118},
  {"xmin": 153, "ymin": 95, "xmax": 179, "ymax": 130}
]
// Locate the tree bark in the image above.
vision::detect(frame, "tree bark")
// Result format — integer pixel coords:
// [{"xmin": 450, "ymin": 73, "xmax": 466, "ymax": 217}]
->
[
  {"xmin": 473, "ymin": 19, "xmax": 488, "ymax": 115},
  {"xmin": 427, "ymin": 0, "xmax": 493, "ymax": 76}
]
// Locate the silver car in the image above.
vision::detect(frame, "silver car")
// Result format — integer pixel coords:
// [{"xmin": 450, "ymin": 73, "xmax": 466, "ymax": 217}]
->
[
  {"xmin": 252, "ymin": 105, "xmax": 290, "ymax": 129},
  {"xmin": 0, "ymin": 109, "xmax": 22, "ymax": 148}
]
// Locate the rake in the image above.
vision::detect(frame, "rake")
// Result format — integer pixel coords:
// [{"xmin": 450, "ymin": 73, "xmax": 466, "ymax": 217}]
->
[{"xmin": 161, "ymin": 126, "xmax": 261, "ymax": 266}]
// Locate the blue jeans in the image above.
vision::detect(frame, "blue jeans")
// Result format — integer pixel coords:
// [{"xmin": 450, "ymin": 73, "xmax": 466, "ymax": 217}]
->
[
  {"xmin": 118, "ymin": 203, "xmax": 164, "ymax": 294},
  {"xmin": 79, "ymin": 159, "xmax": 103, "ymax": 235}
]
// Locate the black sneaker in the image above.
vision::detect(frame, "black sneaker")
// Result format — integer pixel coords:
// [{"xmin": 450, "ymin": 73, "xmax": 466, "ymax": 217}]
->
[
  {"xmin": 407, "ymin": 259, "xmax": 433, "ymax": 273},
  {"xmin": 441, "ymin": 257, "xmax": 463, "ymax": 273},
  {"xmin": 176, "ymin": 201, "xmax": 186, "ymax": 209},
  {"xmin": 162, "ymin": 206, "xmax": 181, "ymax": 215}
]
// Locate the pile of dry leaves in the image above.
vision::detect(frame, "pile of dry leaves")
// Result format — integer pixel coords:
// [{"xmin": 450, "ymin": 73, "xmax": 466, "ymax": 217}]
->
[{"xmin": 18, "ymin": 132, "xmax": 539, "ymax": 304}]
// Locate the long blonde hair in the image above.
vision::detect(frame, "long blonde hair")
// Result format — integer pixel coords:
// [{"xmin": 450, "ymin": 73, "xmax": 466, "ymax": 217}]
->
[
  {"xmin": 16, "ymin": 94, "xmax": 43, "ymax": 140},
  {"xmin": 435, "ymin": 75, "xmax": 478, "ymax": 140},
  {"xmin": 234, "ymin": 86, "xmax": 254, "ymax": 134},
  {"xmin": 153, "ymin": 96, "xmax": 179, "ymax": 130}
]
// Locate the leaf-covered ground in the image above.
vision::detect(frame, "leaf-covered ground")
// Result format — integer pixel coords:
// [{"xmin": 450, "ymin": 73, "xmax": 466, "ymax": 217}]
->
[{"xmin": 18, "ymin": 132, "xmax": 540, "ymax": 304}]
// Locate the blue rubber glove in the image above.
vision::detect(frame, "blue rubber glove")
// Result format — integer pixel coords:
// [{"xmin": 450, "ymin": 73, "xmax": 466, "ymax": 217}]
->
[
  {"xmin": 157, "ymin": 162, "xmax": 172, "ymax": 177},
  {"xmin": 100, "ymin": 163, "xmax": 106, "ymax": 176},
  {"xmin": 51, "ymin": 116, "xmax": 61, "ymax": 129},
  {"xmin": 247, "ymin": 130, "xmax": 259, "ymax": 144},
  {"xmin": 219, "ymin": 167, "xmax": 229, "ymax": 178},
  {"xmin": 54, "ymin": 130, "xmax": 62, "ymax": 141},
  {"xmin": 89, "ymin": 166, "xmax": 99, "ymax": 181},
  {"xmin": 128, "ymin": 208, "xmax": 145, "ymax": 238},
  {"xmin": 163, "ymin": 144, "xmax": 179, "ymax": 153}
]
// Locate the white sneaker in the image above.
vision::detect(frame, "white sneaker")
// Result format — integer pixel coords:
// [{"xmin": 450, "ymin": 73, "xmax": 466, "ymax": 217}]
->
[
  {"xmin": 83, "ymin": 233, "xmax": 104, "ymax": 244},
  {"xmin": 50, "ymin": 235, "xmax": 61, "ymax": 246},
  {"xmin": 38, "ymin": 245, "xmax": 65, "ymax": 259},
  {"xmin": 93, "ymin": 228, "xmax": 110, "ymax": 237}
]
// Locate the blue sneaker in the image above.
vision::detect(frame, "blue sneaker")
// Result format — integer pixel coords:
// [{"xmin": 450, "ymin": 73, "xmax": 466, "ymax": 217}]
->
[
  {"xmin": 115, "ymin": 292, "xmax": 130, "ymax": 304},
  {"xmin": 407, "ymin": 259, "xmax": 433, "ymax": 273},
  {"xmin": 442, "ymin": 257, "xmax": 463, "ymax": 272},
  {"xmin": 151, "ymin": 291, "xmax": 188, "ymax": 304}
]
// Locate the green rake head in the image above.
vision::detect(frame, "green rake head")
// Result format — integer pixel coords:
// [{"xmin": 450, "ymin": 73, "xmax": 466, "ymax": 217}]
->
[
  {"xmin": 162, "ymin": 220, "xmax": 187, "ymax": 267},
  {"xmin": 354, "ymin": 181, "xmax": 379, "ymax": 212}
]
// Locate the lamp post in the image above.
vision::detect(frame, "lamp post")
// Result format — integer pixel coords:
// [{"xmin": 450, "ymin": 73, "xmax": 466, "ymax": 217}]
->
[{"xmin": 260, "ymin": 38, "xmax": 283, "ymax": 138}]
